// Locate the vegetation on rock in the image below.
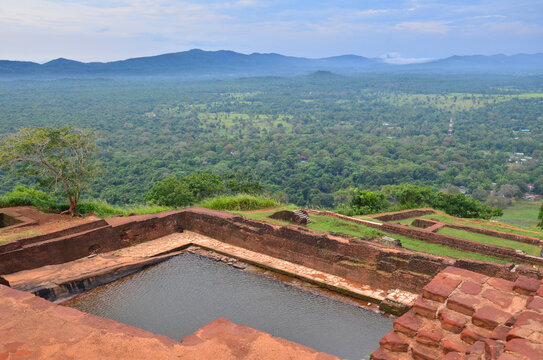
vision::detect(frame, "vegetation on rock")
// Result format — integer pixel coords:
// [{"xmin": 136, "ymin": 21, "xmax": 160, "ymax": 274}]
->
[{"xmin": 0, "ymin": 127, "xmax": 98, "ymax": 215}]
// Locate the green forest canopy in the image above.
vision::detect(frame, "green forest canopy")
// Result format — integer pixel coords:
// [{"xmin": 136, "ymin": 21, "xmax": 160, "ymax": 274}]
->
[{"xmin": 0, "ymin": 73, "xmax": 541, "ymax": 210}]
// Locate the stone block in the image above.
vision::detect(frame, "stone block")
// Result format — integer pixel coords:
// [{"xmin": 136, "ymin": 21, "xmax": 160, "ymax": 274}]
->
[
  {"xmin": 443, "ymin": 339, "xmax": 469, "ymax": 354},
  {"xmin": 393, "ymin": 312, "xmax": 422, "ymax": 337},
  {"xmin": 481, "ymin": 289, "xmax": 514, "ymax": 308},
  {"xmin": 487, "ymin": 278, "xmax": 514, "ymax": 293},
  {"xmin": 513, "ymin": 276, "xmax": 540, "ymax": 296},
  {"xmin": 441, "ymin": 267, "xmax": 489, "ymax": 284},
  {"xmin": 472, "ymin": 306, "xmax": 512, "ymax": 330},
  {"xmin": 527, "ymin": 296, "xmax": 543, "ymax": 313},
  {"xmin": 447, "ymin": 293, "xmax": 481, "ymax": 316},
  {"xmin": 504, "ymin": 338, "xmax": 543, "ymax": 359},
  {"xmin": 459, "ymin": 281, "xmax": 482, "ymax": 296},
  {"xmin": 370, "ymin": 348, "xmax": 400, "ymax": 360},
  {"xmin": 439, "ymin": 308, "xmax": 468, "ymax": 334},
  {"xmin": 379, "ymin": 330, "xmax": 409, "ymax": 352},
  {"xmin": 491, "ymin": 325, "xmax": 511, "ymax": 341},
  {"xmin": 423, "ymin": 275, "xmax": 461, "ymax": 302},
  {"xmin": 416, "ymin": 329, "xmax": 442, "ymax": 347},
  {"xmin": 461, "ymin": 328, "xmax": 481, "ymax": 345},
  {"xmin": 412, "ymin": 344, "xmax": 440, "ymax": 360},
  {"xmin": 413, "ymin": 297, "xmax": 439, "ymax": 319}
]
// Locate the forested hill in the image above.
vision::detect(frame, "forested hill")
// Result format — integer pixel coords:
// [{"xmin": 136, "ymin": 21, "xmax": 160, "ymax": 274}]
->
[
  {"xmin": 0, "ymin": 74, "xmax": 541, "ymax": 207},
  {"xmin": 1, "ymin": 50, "xmax": 543, "ymax": 77}
]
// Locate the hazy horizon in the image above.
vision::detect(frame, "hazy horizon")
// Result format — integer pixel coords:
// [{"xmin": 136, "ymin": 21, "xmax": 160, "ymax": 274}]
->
[{"xmin": 2, "ymin": 0, "xmax": 542, "ymax": 63}]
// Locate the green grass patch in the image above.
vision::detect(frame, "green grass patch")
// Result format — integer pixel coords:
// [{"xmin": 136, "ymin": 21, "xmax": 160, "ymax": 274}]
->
[
  {"xmin": 76, "ymin": 201, "xmax": 171, "ymax": 218},
  {"xmin": 494, "ymin": 201, "xmax": 543, "ymax": 230},
  {"xmin": 437, "ymin": 227, "xmax": 541, "ymax": 256},
  {"xmin": 230, "ymin": 205, "xmax": 297, "ymax": 225},
  {"xmin": 306, "ymin": 215, "xmax": 382, "ymax": 238},
  {"xmin": 0, "ymin": 230, "xmax": 39, "ymax": 244},
  {"xmin": 394, "ymin": 233, "xmax": 510, "ymax": 264},
  {"xmin": 425, "ymin": 213, "xmax": 543, "ymax": 240},
  {"xmin": 198, "ymin": 194, "xmax": 281, "ymax": 211}
]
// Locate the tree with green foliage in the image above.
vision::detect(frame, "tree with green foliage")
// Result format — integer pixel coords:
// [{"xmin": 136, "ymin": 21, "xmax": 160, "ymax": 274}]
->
[
  {"xmin": 340, "ymin": 188, "xmax": 388, "ymax": 215},
  {"xmin": 145, "ymin": 173, "xmax": 225, "ymax": 207},
  {"xmin": 538, "ymin": 204, "xmax": 543, "ymax": 229},
  {"xmin": 0, "ymin": 127, "xmax": 98, "ymax": 216}
]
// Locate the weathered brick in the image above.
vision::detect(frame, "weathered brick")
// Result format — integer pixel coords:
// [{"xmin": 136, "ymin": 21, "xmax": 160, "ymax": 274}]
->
[
  {"xmin": 460, "ymin": 328, "xmax": 481, "ymax": 345},
  {"xmin": 370, "ymin": 347, "xmax": 400, "ymax": 360},
  {"xmin": 504, "ymin": 338, "xmax": 543, "ymax": 359},
  {"xmin": 447, "ymin": 293, "xmax": 481, "ymax": 316},
  {"xmin": 416, "ymin": 329, "xmax": 442, "ymax": 347},
  {"xmin": 413, "ymin": 297, "xmax": 439, "ymax": 319},
  {"xmin": 466, "ymin": 341, "xmax": 485, "ymax": 355},
  {"xmin": 440, "ymin": 309, "xmax": 468, "ymax": 334},
  {"xmin": 506, "ymin": 327, "xmax": 533, "ymax": 341},
  {"xmin": 423, "ymin": 275, "xmax": 461, "ymax": 302},
  {"xmin": 441, "ymin": 267, "xmax": 489, "ymax": 284},
  {"xmin": 393, "ymin": 312, "xmax": 422, "ymax": 337},
  {"xmin": 513, "ymin": 276, "xmax": 540, "ymax": 296},
  {"xmin": 460, "ymin": 281, "xmax": 482, "ymax": 296},
  {"xmin": 379, "ymin": 330, "xmax": 409, "ymax": 352},
  {"xmin": 513, "ymin": 310, "xmax": 543, "ymax": 328},
  {"xmin": 487, "ymin": 277, "xmax": 515, "ymax": 293},
  {"xmin": 491, "ymin": 325, "xmax": 510, "ymax": 341},
  {"xmin": 443, "ymin": 339, "xmax": 469, "ymax": 354},
  {"xmin": 412, "ymin": 344, "xmax": 440, "ymax": 360},
  {"xmin": 496, "ymin": 354, "xmax": 523, "ymax": 360},
  {"xmin": 481, "ymin": 289, "xmax": 514, "ymax": 308},
  {"xmin": 527, "ymin": 296, "xmax": 543, "ymax": 313},
  {"xmin": 443, "ymin": 352, "xmax": 465, "ymax": 360},
  {"xmin": 472, "ymin": 306, "xmax": 512, "ymax": 330},
  {"xmin": 483, "ymin": 338, "xmax": 504, "ymax": 359}
]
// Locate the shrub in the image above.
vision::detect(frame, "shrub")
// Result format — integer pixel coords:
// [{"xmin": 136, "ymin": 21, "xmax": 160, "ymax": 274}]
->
[{"xmin": 198, "ymin": 194, "xmax": 280, "ymax": 211}]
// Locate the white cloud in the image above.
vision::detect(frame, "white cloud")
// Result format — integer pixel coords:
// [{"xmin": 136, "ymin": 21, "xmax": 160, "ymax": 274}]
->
[
  {"xmin": 393, "ymin": 21, "xmax": 450, "ymax": 34},
  {"xmin": 380, "ymin": 52, "xmax": 434, "ymax": 64}
]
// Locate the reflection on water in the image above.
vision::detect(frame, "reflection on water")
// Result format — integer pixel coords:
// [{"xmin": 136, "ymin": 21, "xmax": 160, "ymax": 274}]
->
[{"xmin": 67, "ymin": 253, "xmax": 392, "ymax": 360}]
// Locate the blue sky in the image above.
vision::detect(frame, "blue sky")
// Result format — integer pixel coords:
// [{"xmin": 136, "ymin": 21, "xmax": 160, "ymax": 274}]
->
[{"xmin": 1, "ymin": 0, "xmax": 542, "ymax": 63}]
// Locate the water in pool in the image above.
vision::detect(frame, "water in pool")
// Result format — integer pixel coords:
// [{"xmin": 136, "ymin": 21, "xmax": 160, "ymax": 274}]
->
[{"xmin": 67, "ymin": 253, "xmax": 392, "ymax": 360}]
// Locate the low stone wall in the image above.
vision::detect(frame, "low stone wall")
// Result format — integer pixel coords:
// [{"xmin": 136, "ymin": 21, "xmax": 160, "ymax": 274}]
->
[
  {"xmin": 374, "ymin": 209, "xmax": 435, "ymax": 222},
  {"xmin": 0, "ymin": 219, "xmax": 108, "ymax": 254},
  {"xmin": 411, "ymin": 218, "xmax": 439, "ymax": 229},
  {"xmin": 0, "ymin": 211, "xmax": 184, "ymax": 275}
]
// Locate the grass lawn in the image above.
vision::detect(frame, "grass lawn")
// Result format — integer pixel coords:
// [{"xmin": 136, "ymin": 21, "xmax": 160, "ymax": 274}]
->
[
  {"xmin": 437, "ymin": 227, "xmax": 541, "ymax": 256},
  {"xmin": 306, "ymin": 215, "xmax": 382, "ymax": 239},
  {"xmin": 494, "ymin": 200, "xmax": 542, "ymax": 230},
  {"xmin": 417, "ymin": 212, "xmax": 543, "ymax": 241}
]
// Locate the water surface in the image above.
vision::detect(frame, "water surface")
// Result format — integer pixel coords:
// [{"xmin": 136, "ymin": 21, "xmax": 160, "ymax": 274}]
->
[{"xmin": 67, "ymin": 253, "xmax": 392, "ymax": 360}]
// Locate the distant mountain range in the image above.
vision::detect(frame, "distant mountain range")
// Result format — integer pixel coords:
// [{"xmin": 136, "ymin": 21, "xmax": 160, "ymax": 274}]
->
[{"xmin": 1, "ymin": 49, "xmax": 542, "ymax": 78}]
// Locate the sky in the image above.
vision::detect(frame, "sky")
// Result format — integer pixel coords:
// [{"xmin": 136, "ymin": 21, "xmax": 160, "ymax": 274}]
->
[{"xmin": 1, "ymin": 0, "xmax": 542, "ymax": 63}]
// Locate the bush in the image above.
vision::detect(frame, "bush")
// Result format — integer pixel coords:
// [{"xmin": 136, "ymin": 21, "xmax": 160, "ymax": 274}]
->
[
  {"xmin": 198, "ymin": 194, "xmax": 280, "ymax": 211},
  {"xmin": 0, "ymin": 185, "xmax": 65, "ymax": 212},
  {"xmin": 0, "ymin": 185, "xmax": 169, "ymax": 217}
]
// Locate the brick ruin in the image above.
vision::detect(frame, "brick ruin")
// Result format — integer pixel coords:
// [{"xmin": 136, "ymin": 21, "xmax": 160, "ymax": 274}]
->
[
  {"xmin": 371, "ymin": 266, "xmax": 543, "ymax": 359},
  {"xmin": 1, "ymin": 206, "xmax": 542, "ymax": 359}
]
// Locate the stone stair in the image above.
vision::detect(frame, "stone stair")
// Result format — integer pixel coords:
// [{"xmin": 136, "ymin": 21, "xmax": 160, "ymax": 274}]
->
[{"xmin": 293, "ymin": 209, "xmax": 311, "ymax": 224}]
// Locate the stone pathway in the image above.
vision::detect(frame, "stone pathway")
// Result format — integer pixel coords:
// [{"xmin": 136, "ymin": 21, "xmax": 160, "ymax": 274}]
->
[
  {"xmin": 6, "ymin": 231, "xmax": 417, "ymax": 308},
  {"xmin": 0, "ymin": 285, "xmax": 339, "ymax": 360}
]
